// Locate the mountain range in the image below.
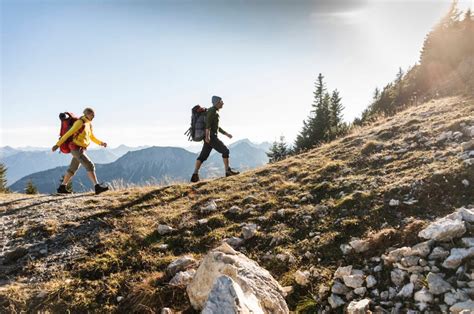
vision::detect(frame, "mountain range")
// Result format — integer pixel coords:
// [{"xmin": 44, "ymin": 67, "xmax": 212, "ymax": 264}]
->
[{"xmin": 7, "ymin": 139, "xmax": 270, "ymax": 194}]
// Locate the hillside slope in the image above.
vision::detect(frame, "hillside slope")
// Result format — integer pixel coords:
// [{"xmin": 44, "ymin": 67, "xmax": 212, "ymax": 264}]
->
[{"xmin": 1, "ymin": 96, "xmax": 473, "ymax": 312}]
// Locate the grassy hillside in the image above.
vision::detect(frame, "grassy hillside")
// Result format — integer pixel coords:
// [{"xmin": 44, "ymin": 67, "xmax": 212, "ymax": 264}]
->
[{"xmin": 1, "ymin": 96, "xmax": 473, "ymax": 312}]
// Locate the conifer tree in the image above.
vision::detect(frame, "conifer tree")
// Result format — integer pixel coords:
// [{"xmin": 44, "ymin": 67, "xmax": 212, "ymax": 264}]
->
[
  {"xmin": 329, "ymin": 89, "xmax": 344, "ymax": 139},
  {"xmin": 267, "ymin": 136, "xmax": 289, "ymax": 163},
  {"xmin": 25, "ymin": 180, "xmax": 38, "ymax": 195}
]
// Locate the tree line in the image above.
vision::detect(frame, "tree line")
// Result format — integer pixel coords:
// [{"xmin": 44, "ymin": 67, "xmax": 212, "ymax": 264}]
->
[{"xmin": 268, "ymin": 2, "xmax": 473, "ymax": 163}]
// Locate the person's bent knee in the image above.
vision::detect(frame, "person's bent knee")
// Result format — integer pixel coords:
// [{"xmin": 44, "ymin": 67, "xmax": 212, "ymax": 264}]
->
[
  {"xmin": 84, "ymin": 162, "xmax": 95, "ymax": 172},
  {"xmin": 197, "ymin": 156, "xmax": 208, "ymax": 163},
  {"xmin": 222, "ymin": 150, "xmax": 230, "ymax": 159}
]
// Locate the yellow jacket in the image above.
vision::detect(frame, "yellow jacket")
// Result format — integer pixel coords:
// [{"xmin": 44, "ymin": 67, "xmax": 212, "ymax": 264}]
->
[{"xmin": 56, "ymin": 116, "xmax": 103, "ymax": 148}]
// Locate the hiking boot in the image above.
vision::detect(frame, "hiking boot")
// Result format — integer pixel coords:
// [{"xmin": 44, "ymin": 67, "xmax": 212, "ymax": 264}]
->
[
  {"xmin": 57, "ymin": 185, "xmax": 72, "ymax": 194},
  {"xmin": 95, "ymin": 183, "xmax": 109, "ymax": 195},
  {"xmin": 226, "ymin": 167, "xmax": 240, "ymax": 177},
  {"xmin": 191, "ymin": 173, "xmax": 200, "ymax": 183}
]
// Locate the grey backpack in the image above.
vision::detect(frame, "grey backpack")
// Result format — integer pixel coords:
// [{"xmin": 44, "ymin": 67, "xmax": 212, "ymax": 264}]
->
[{"xmin": 185, "ymin": 105, "xmax": 207, "ymax": 141}]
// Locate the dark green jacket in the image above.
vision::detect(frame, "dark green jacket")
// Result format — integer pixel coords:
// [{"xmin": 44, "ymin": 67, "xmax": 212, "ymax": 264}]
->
[{"xmin": 206, "ymin": 106, "xmax": 227, "ymax": 135}]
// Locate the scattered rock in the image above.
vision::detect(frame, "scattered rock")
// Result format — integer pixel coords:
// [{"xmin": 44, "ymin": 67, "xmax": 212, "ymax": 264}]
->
[
  {"xmin": 166, "ymin": 255, "xmax": 197, "ymax": 277},
  {"xmin": 397, "ymin": 282, "xmax": 414, "ymax": 298},
  {"xmin": 429, "ymin": 246, "xmax": 450, "ymax": 260},
  {"xmin": 391, "ymin": 269, "xmax": 407, "ymax": 286},
  {"xmin": 349, "ymin": 238, "xmax": 371, "ymax": 253},
  {"xmin": 427, "ymin": 272, "xmax": 452, "ymax": 295},
  {"xmin": 157, "ymin": 224, "xmax": 174, "ymax": 235},
  {"xmin": 343, "ymin": 274, "xmax": 365, "ymax": 289},
  {"xmin": 228, "ymin": 205, "xmax": 241, "ymax": 214},
  {"xmin": 201, "ymin": 201, "xmax": 218, "ymax": 213},
  {"xmin": 418, "ymin": 216, "xmax": 466, "ymax": 241},
  {"xmin": 450, "ymin": 300, "xmax": 474, "ymax": 314},
  {"xmin": 331, "ymin": 281, "xmax": 350, "ymax": 295},
  {"xmin": 334, "ymin": 265, "xmax": 353, "ymax": 279},
  {"xmin": 347, "ymin": 298, "xmax": 371, "ymax": 314},
  {"xmin": 242, "ymin": 223, "xmax": 257, "ymax": 240},
  {"xmin": 169, "ymin": 269, "xmax": 196, "ymax": 287},
  {"xmin": 294, "ymin": 270, "xmax": 310, "ymax": 286},
  {"xmin": 225, "ymin": 237, "xmax": 244, "ymax": 248},
  {"xmin": 366, "ymin": 275, "xmax": 377, "ymax": 288},
  {"xmin": 442, "ymin": 247, "xmax": 474, "ymax": 269},
  {"xmin": 328, "ymin": 294, "xmax": 345, "ymax": 309},
  {"xmin": 389, "ymin": 199, "xmax": 400, "ymax": 206}
]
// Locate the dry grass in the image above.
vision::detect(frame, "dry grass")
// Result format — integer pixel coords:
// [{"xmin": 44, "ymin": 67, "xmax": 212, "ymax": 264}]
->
[{"xmin": 1, "ymin": 96, "xmax": 473, "ymax": 312}]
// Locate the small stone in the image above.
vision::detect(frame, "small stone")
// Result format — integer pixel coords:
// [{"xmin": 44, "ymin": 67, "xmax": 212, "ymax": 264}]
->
[
  {"xmin": 427, "ymin": 272, "xmax": 452, "ymax": 295},
  {"xmin": 458, "ymin": 207, "xmax": 474, "ymax": 222},
  {"xmin": 161, "ymin": 308, "xmax": 173, "ymax": 314},
  {"xmin": 328, "ymin": 294, "xmax": 345, "ymax": 309},
  {"xmin": 429, "ymin": 247, "xmax": 450, "ymax": 260},
  {"xmin": 201, "ymin": 200, "xmax": 218, "ymax": 213},
  {"xmin": 347, "ymin": 298, "xmax": 371, "ymax": 314},
  {"xmin": 294, "ymin": 270, "xmax": 310, "ymax": 286},
  {"xmin": 397, "ymin": 282, "xmax": 414, "ymax": 298},
  {"xmin": 198, "ymin": 219, "xmax": 208, "ymax": 225},
  {"xmin": 343, "ymin": 274, "xmax": 365, "ymax": 289},
  {"xmin": 334, "ymin": 265, "xmax": 352, "ymax": 279},
  {"xmin": 411, "ymin": 240, "xmax": 434, "ymax": 257},
  {"xmin": 462, "ymin": 179, "xmax": 470, "ymax": 187},
  {"xmin": 418, "ymin": 215, "xmax": 466, "ymax": 241},
  {"xmin": 117, "ymin": 296, "xmax": 123, "ymax": 302},
  {"xmin": 391, "ymin": 269, "xmax": 407, "ymax": 286},
  {"xmin": 242, "ymin": 223, "xmax": 257, "ymax": 240},
  {"xmin": 331, "ymin": 281, "xmax": 350, "ymax": 295},
  {"xmin": 366, "ymin": 275, "xmax": 377, "ymax": 288},
  {"xmin": 383, "ymin": 247, "xmax": 412, "ymax": 263},
  {"xmin": 461, "ymin": 237, "xmax": 474, "ymax": 247},
  {"xmin": 277, "ymin": 209, "xmax": 286, "ymax": 217},
  {"xmin": 380, "ymin": 290, "xmax": 389, "ymax": 300},
  {"xmin": 157, "ymin": 224, "xmax": 174, "ymax": 235},
  {"xmin": 354, "ymin": 287, "xmax": 367, "ymax": 296},
  {"xmin": 414, "ymin": 287, "xmax": 433, "ymax": 304},
  {"xmin": 373, "ymin": 265, "xmax": 383, "ymax": 272},
  {"xmin": 340, "ymin": 244, "xmax": 353, "ymax": 255},
  {"xmin": 401, "ymin": 255, "xmax": 420, "ymax": 267},
  {"xmin": 450, "ymin": 300, "xmax": 474, "ymax": 313},
  {"xmin": 442, "ymin": 247, "xmax": 474, "ymax": 269},
  {"xmin": 349, "ymin": 238, "xmax": 371, "ymax": 253},
  {"xmin": 166, "ymin": 256, "xmax": 197, "ymax": 277},
  {"xmin": 169, "ymin": 269, "xmax": 196, "ymax": 287},
  {"xmin": 228, "ymin": 205, "xmax": 241, "ymax": 214},
  {"xmin": 389, "ymin": 199, "xmax": 400, "ymax": 206}
]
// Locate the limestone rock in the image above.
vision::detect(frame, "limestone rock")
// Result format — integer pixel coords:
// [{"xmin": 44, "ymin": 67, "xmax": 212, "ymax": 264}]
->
[
  {"xmin": 201, "ymin": 275, "xmax": 261, "ymax": 314},
  {"xmin": 366, "ymin": 275, "xmax": 377, "ymax": 288},
  {"xmin": 343, "ymin": 274, "xmax": 365, "ymax": 289},
  {"xmin": 242, "ymin": 223, "xmax": 257, "ymax": 240},
  {"xmin": 411, "ymin": 240, "xmax": 434, "ymax": 257},
  {"xmin": 429, "ymin": 247, "xmax": 450, "ymax": 260},
  {"xmin": 349, "ymin": 238, "xmax": 371, "ymax": 253},
  {"xmin": 397, "ymin": 282, "xmax": 414, "ymax": 298},
  {"xmin": 328, "ymin": 294, "xmax": 345, "ymax": 309},
  {"xmin": 427, "ymin": 272, "xmax": 452, "ymax": 295},
  {"xmin": 347, "ymin": 298, "xmax": 371, "ymax": 314},
  {"xmin": 331, "ymin": 281, "xmax": 350, "ymax": 295},
  {"xmin": 414, "ymin": 287, "xmax": 433, "ymax": 303},
  {"xmin": 334, "ymin": 265, "xmax": 352, "ymax": 279},
  {"xmin": 461, "ymin": 237, "xmax": 474, "ymax": 247},
  {"xmin": 450, "ymin": 300, "xmax": 474, "ymax": 314},
  {"xmin": 166, "ymin": 255, "xmax": 197, "ymax": 277},
  {"xmin": 391, "ymin": 269, "xmax": 407, "ymax": 286},
  {"xmin": 187, "ymin": 243, "xmax": 288, "ymax": 313},
  {"xmin": 442, "ymin": 247, "xmax": 474, "ymax": 269},
  {"xmin": 169, "ymin": 269, "xmax": 196, "ymax": 287},
  {"xmin": 418, "ymin": 215, "xmax": 466, "ymax": 241},
  {"xmin": 294, "ymin": 270, "xmax": 310, "ymax": 286},
  {"xmin": 458, "ymin": 207, "xmax": 474, "ymax": 222}
]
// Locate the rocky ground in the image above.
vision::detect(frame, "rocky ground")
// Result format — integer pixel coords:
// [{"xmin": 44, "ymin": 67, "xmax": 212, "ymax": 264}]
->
[{"xmin": 0, "ymin": 96, "xmax": 473, "ymax": 313}]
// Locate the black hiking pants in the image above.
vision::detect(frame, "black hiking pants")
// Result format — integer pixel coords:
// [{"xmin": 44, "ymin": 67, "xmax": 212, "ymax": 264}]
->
[{"xmin": 197, "ymin": 134, "xmax": 229, "ymax": 162}]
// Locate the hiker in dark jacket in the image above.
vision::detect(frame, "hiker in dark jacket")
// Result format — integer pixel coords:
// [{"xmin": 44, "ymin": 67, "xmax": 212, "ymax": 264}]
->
[
  {"xmin": 191, "ymin": 96, "xmax": 239, "ymax": 182},
  {"xmin": 52, "ymin": 108, "xmax": 109, "ymax": 195}
]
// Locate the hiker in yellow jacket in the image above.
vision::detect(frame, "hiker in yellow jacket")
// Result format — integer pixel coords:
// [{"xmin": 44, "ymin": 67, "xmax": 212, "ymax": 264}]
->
[{"xmin": 52, "ymin": 108, "xmax": 109, "ymax": 195}]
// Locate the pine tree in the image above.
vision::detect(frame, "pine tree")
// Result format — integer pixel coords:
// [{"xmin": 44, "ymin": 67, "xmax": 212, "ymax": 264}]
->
[
  {"xmin": 309, "ymin": 74, "xmax": 330, "ymax": 144},
  {"xmin": 0, "ymin": 163, "xmax": 8, "ymax": 193},
  {"xmin": 329, "ymin": 89, "xmax": 344, "ymax": 139},
  {"xmin": 267, "ymin": 136, "xmax": 289, "ymax": 163},
  {"xmin": 294, "ymin": 119, "xmax": 312, "ymax": 153},
  {"xmin": 25, "ymin": 180, "xmax": 38, "ymax": 195}
]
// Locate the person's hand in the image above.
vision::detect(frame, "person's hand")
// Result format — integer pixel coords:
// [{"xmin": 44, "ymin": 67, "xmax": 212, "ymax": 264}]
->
[
  {"xmin": 226, "ymin": 133, "xmax": 233, "ymax": 139},
  {"xmin": 101, "ymin": 142, "xmax": 108, "ymax": 148},
  {"xmin": 52, "ymin": 145, "xmax": 59, "ymax": 152}
]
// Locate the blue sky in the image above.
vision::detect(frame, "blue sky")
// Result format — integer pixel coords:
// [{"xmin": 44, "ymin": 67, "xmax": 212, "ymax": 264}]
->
[{"xmin": 1, "ymin": 0, "xmax": 472, "ymax": 148}]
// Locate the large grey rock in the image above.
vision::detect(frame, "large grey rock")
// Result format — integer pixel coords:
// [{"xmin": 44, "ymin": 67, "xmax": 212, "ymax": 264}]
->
[
  {"xmin": 427, "ymin": 272, "xmax": 452, "ymax": 295},
  {"xmin": 166, "ymin": 255, "xmax": 197, "ymax": 277},
  {"xmin": 442, "ymin": 247, "xmax": 474, "ymax": 269},
  {"xmin": 347, "ymin": 298, "xmax": 371, "ymax": 314},
  {"xmin": 418, "ymin": 214, "xmax": 466, "ymax": 241},
  {"xmin": 201, "ymin": 275, "xmax": 260, "ymax": 314},
  {"xmin": 187, "ymin": 243, "xmax": 288, "ymax": 313}
]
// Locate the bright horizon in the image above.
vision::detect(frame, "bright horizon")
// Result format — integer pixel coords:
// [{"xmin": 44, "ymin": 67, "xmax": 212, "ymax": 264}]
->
[{"xmin": 1, "ymin": 0, "xmax": 473, "ymax": 149}]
